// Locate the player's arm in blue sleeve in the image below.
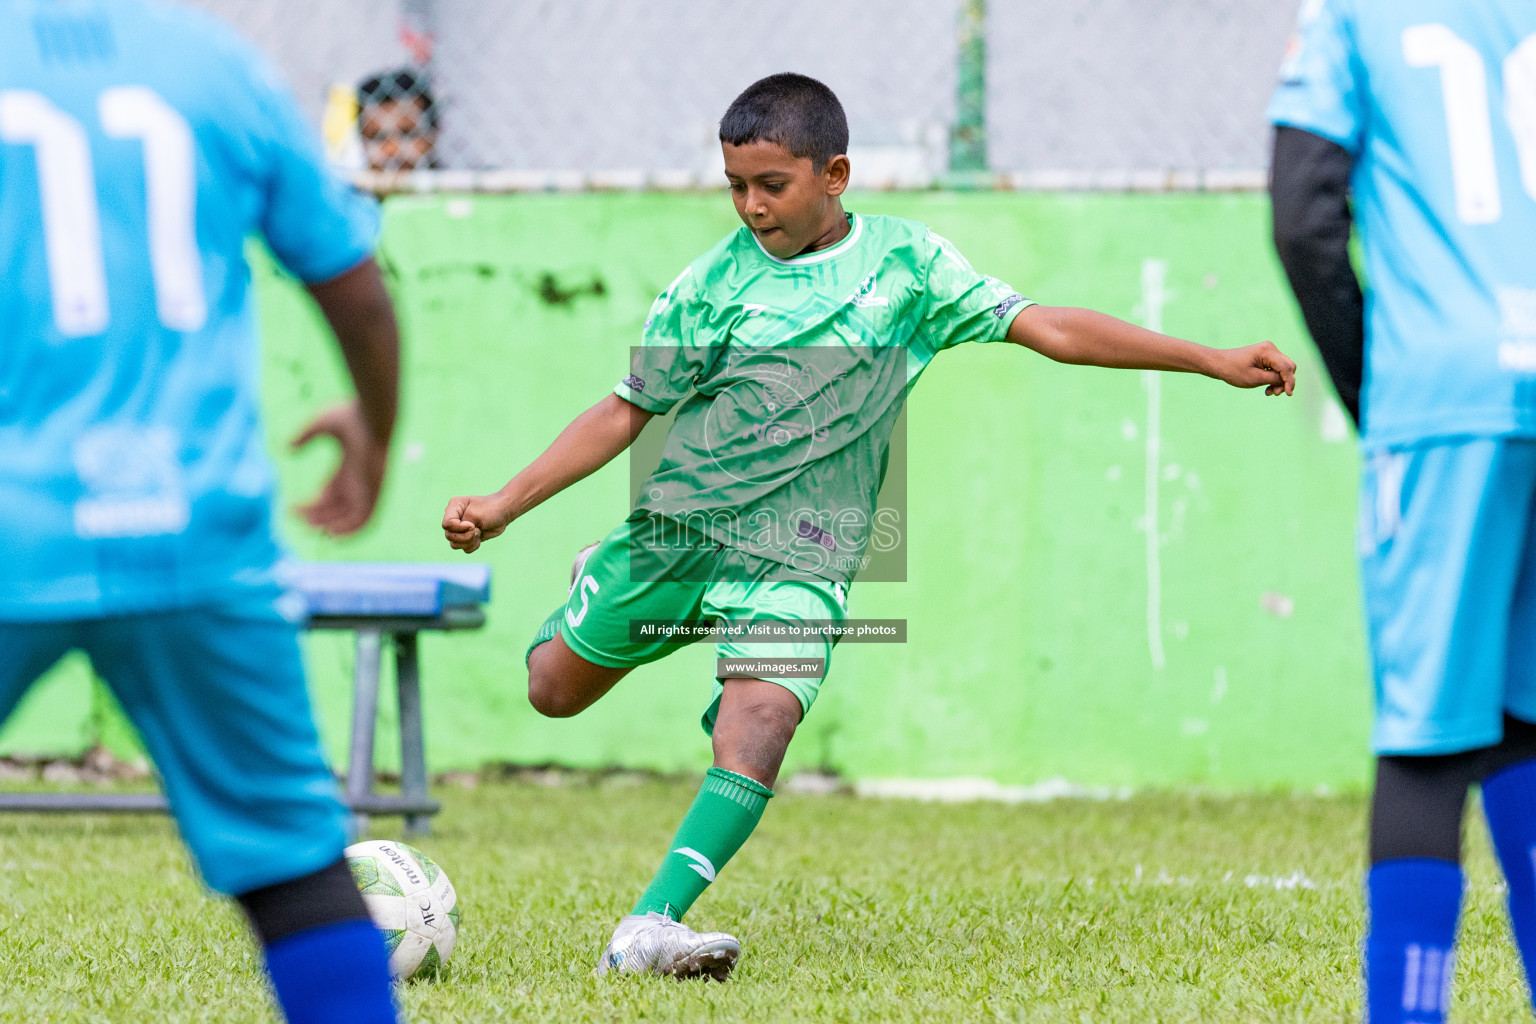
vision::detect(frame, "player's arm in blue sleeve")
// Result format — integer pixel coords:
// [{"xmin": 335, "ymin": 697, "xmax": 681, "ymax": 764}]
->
[
  {"xmin": 1270, "ymin": 125, "xmax": 1363, "ymax": 425},
  {"xmin": 1265, "ymin": 0, "xmax": 1365, "ymax": 424},
  {"xmin": 233, "ymin": 47, "xmax": 399, "ymax": 534},
  {"xmin": 242, "ymin": 52, "xmax": 381, "ymax": 284},
  {"xmin": 295, "ymin": 261, "xmax": 401, "ymax": 535},
  {"xmin": 1267, "ymin": 0, "xmax": 1365, "ymax": 153}
]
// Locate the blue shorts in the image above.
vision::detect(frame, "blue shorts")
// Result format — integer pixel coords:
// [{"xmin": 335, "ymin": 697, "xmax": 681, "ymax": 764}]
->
[
  {"xmin": 0, "ymin": 590, "xmax": 349, "ymax": 895},
  {"xmin": 1359, "ymin": 438, "xmax": 1536, "ymax": 754}
]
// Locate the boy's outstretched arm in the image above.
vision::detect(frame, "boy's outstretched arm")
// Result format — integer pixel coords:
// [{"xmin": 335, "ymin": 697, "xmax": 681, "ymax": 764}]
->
[
  {"xmin": 1008, "ymin": 305, "xmax": 1297, "ymax": 396},
  {"xmin": 442, "ymin": 393, "xmax": 652, "ymax": 553},
  {"xmin": 292, "ymin": 257, "xmax": 401, "ymax": 536}
]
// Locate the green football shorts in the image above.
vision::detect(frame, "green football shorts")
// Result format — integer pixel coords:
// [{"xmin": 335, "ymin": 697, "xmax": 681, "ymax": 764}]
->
[{"xmin": 532, "ymin": 512, "xmax": 848, "ymax": 735}]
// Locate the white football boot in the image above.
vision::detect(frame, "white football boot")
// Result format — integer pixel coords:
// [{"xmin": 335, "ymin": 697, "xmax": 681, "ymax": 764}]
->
[{"xmin": 595, "ymin": 911, "xmax": 741, "ymax": 980}]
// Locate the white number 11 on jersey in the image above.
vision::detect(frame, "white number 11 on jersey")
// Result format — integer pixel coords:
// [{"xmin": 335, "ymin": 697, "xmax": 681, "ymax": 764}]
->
[
  {"xmin": 1404, "ymin": 26, "xmax": 1536, "ymax": 225},
  {"xmin": 0, "ymin": 86, "xmax": 206, "ymax": 338}
]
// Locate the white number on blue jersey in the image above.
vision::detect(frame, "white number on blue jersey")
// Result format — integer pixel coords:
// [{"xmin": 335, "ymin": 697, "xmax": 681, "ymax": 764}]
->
[
  {"xmin": 1404, "ymin": 26, "xmax": 1536, "ymax": 224},
  {"xmin": 1510, "ymin": 36, "xmax": 1536, "ymax": 204},
  {"xmin": 100, "ymin": 87, "xmax": 207, "ymax": 332},
  {"xmin": 0, "ymin": 91, "xmax": 109, "ymax": 336},
  {"xmin": 0, "ymin": 86, "xmax": 206, "ymax": 338}
]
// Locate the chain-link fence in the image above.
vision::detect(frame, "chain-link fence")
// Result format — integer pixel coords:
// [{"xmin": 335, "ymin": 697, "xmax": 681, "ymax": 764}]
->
[{"xmin": 183, "ymin": 0, "xmax": 1298, "ymax": 190}]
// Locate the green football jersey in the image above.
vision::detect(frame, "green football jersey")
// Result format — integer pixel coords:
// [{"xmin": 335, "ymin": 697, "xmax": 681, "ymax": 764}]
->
[{"xmin": 615, "ymin": 212, "xmax": 1033, "ymax": 584}]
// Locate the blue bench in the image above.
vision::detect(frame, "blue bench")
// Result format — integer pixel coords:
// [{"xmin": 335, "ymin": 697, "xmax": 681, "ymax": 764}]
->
[
  {"xmin": 0, "ymin": 562, "xmax": 491, "ymax": 837},
  {"xmin": 292, "ymin": 561, "xmax": 491, "ymax": 836}
]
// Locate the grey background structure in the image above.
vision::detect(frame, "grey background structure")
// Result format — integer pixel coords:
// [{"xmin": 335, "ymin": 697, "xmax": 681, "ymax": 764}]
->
[
  {"xmin": 989, "ymin": 0, "xmax": 1298, "ymax": 177},
  {"xmin": 183, "ymin": 0, "xmax": 1300, "ymax": 184}
]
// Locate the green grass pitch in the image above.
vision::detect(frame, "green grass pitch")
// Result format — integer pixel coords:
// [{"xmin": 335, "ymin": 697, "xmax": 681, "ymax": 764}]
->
[{"xmin": 0, "ymin": 779, "xmax": 1528, "ymax": 1022}]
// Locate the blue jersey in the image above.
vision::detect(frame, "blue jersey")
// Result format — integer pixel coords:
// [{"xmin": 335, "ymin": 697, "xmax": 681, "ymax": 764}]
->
[
  {"xmin": 0, "ymin": 0, "xmax": 378, "ymax": 619},
  {"xmin": 1268, "ymin": 0, "xmax": 1536, "ymax": 449}
]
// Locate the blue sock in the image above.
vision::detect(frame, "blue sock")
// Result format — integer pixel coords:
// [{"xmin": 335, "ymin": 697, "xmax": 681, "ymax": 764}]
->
[
  {"xmin": 1482, "ymin": 758, "xmax": 1536, "ymax": 1003},
  {"xmin": 1364, "ymin": 858, "xmax": 1462, "ymax": 1024},
  {"xmin": 262, "ymin": 919, "xmax": 397, "ymax": 1024}
]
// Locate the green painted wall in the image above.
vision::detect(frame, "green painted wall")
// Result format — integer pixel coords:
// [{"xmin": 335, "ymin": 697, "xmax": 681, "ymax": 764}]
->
[{"xmin": 0, "ymin": 192, "xmax": 1371, "ymax": 789}]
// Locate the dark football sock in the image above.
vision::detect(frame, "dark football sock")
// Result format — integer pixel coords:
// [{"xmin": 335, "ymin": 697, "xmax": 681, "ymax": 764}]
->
[
  {"xmin": 237, "ymin": 860, "xmax": 395, "ymax": 1024},
  {"xmin": 1480, "ymin": 727, "xmax": 1536, "ymax": 1012}
]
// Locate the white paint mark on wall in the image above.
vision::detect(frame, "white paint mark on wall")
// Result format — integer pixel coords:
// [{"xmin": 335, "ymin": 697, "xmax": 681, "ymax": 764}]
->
[
  {"xmin": 1260, "ymin": 592, "xmax": 1296, "ymax": 618},
  {"xmin": 1212, "ymin": 665, "xmax": 1229, "ymax": 704},
  {"xmin": 1140, "ymin": 258, "xmax": 1170, "ymax": 672},
  {"xmin": 1166, "ymin": 497, "xmax": 1188, "ymax": 544},
  {"xmin": 1320, "ymin": 400, "xmax": 1350, "ymax": 442}
]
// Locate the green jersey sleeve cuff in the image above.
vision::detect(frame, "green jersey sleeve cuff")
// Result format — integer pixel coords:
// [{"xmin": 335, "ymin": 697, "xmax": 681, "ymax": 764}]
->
[
  {"xmin": 987, "ymin": 294, "xmax": 1035, "ymax": 342},
  {"xmin": 613, "ymin": 380, "xmax": 675, "ymax": 414}
]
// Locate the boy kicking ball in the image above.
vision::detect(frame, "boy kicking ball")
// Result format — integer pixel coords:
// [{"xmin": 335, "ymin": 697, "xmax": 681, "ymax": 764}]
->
[{"xmin": 442, "ymin": 72, "xmax": 1297, "ymax": 980}]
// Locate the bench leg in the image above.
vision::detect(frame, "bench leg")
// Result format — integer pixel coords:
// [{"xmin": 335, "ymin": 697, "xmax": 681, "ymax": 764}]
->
[
  {"xmin": 395, "ymin": 632, "xmax": 431, "ymax": 837},
  {"xmin": 346, "ymin": 628, "xmax": 384, "ymax": 840}
]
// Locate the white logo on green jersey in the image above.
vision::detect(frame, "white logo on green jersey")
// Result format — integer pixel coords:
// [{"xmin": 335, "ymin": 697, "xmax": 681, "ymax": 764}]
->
[
  {"xmin": 673, "ymin": 847, "xmax": 717, "ymax": 882},
  {"xmin": 847, "ymin": 270, "xmax": 889, "ymax": 308},
  {"xmin": 743, "ymin": 303, "xmax": 770, "ymax": 317}
]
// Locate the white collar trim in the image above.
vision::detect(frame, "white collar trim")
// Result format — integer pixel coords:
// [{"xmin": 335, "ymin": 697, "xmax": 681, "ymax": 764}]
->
[{"xmin": 751, "ymin": 213, "xmax": 862, "ymax": 266}]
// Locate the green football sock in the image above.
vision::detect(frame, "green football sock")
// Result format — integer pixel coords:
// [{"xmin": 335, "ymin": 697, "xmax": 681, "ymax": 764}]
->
[
  {"xmin": 525, "ymin": 603, "xmax": 565, "ymax": 666},
  {"xmin": 632, "ymin": 767, "xmax": 773, "ymax": 921}
]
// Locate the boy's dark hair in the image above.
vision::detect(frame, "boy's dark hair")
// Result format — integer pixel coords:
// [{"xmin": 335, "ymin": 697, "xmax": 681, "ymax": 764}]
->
[
  {"xmin": 356, "ymin": 68, "xmax": 439, "ymax": 129},
  {"xmin": 719, "ymin": 73, "xmax": 848, "ymax": 171}
]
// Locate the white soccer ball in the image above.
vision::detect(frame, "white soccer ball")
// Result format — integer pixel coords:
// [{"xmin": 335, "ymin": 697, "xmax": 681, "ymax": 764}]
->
[{"xmin": 345, "ymin": 839, "xmax": 460, "ymax": 980}]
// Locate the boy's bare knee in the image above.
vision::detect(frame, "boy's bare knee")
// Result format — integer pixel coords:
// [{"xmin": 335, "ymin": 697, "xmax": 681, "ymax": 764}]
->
[
  {"xmin": 717, "ymin": 680, "xmax": 802, "ymax": 738},
  {"xmin": 527, "ymin": 679, "xmax": 580, "ymax": 718},
  {"xmin": 712, "ymin": 682, "xmax": 803, "ymax": 787},
  {"xmin": 526, "ymin": 660, "xmax": 580, "ymax": 718},
  {"xmin": 737, "ymin": 696, "xmax": 801, "ymax": 741},
  {"xmin": 526, "ymin": 639, "xmax": 627, "ymax": 718}
]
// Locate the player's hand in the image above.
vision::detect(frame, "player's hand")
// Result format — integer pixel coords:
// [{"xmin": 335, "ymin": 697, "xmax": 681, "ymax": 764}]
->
[
  {"xmin": 442, "ymin": 493, "xmax": 513, "ymax": 554},
  {"xmin": 1214, "ymin": 341, "xmax": 1297, "ymax": 396},
  {"xmin": 292, "ymin": 401, "xmax": 388, "ymax": 536}
]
